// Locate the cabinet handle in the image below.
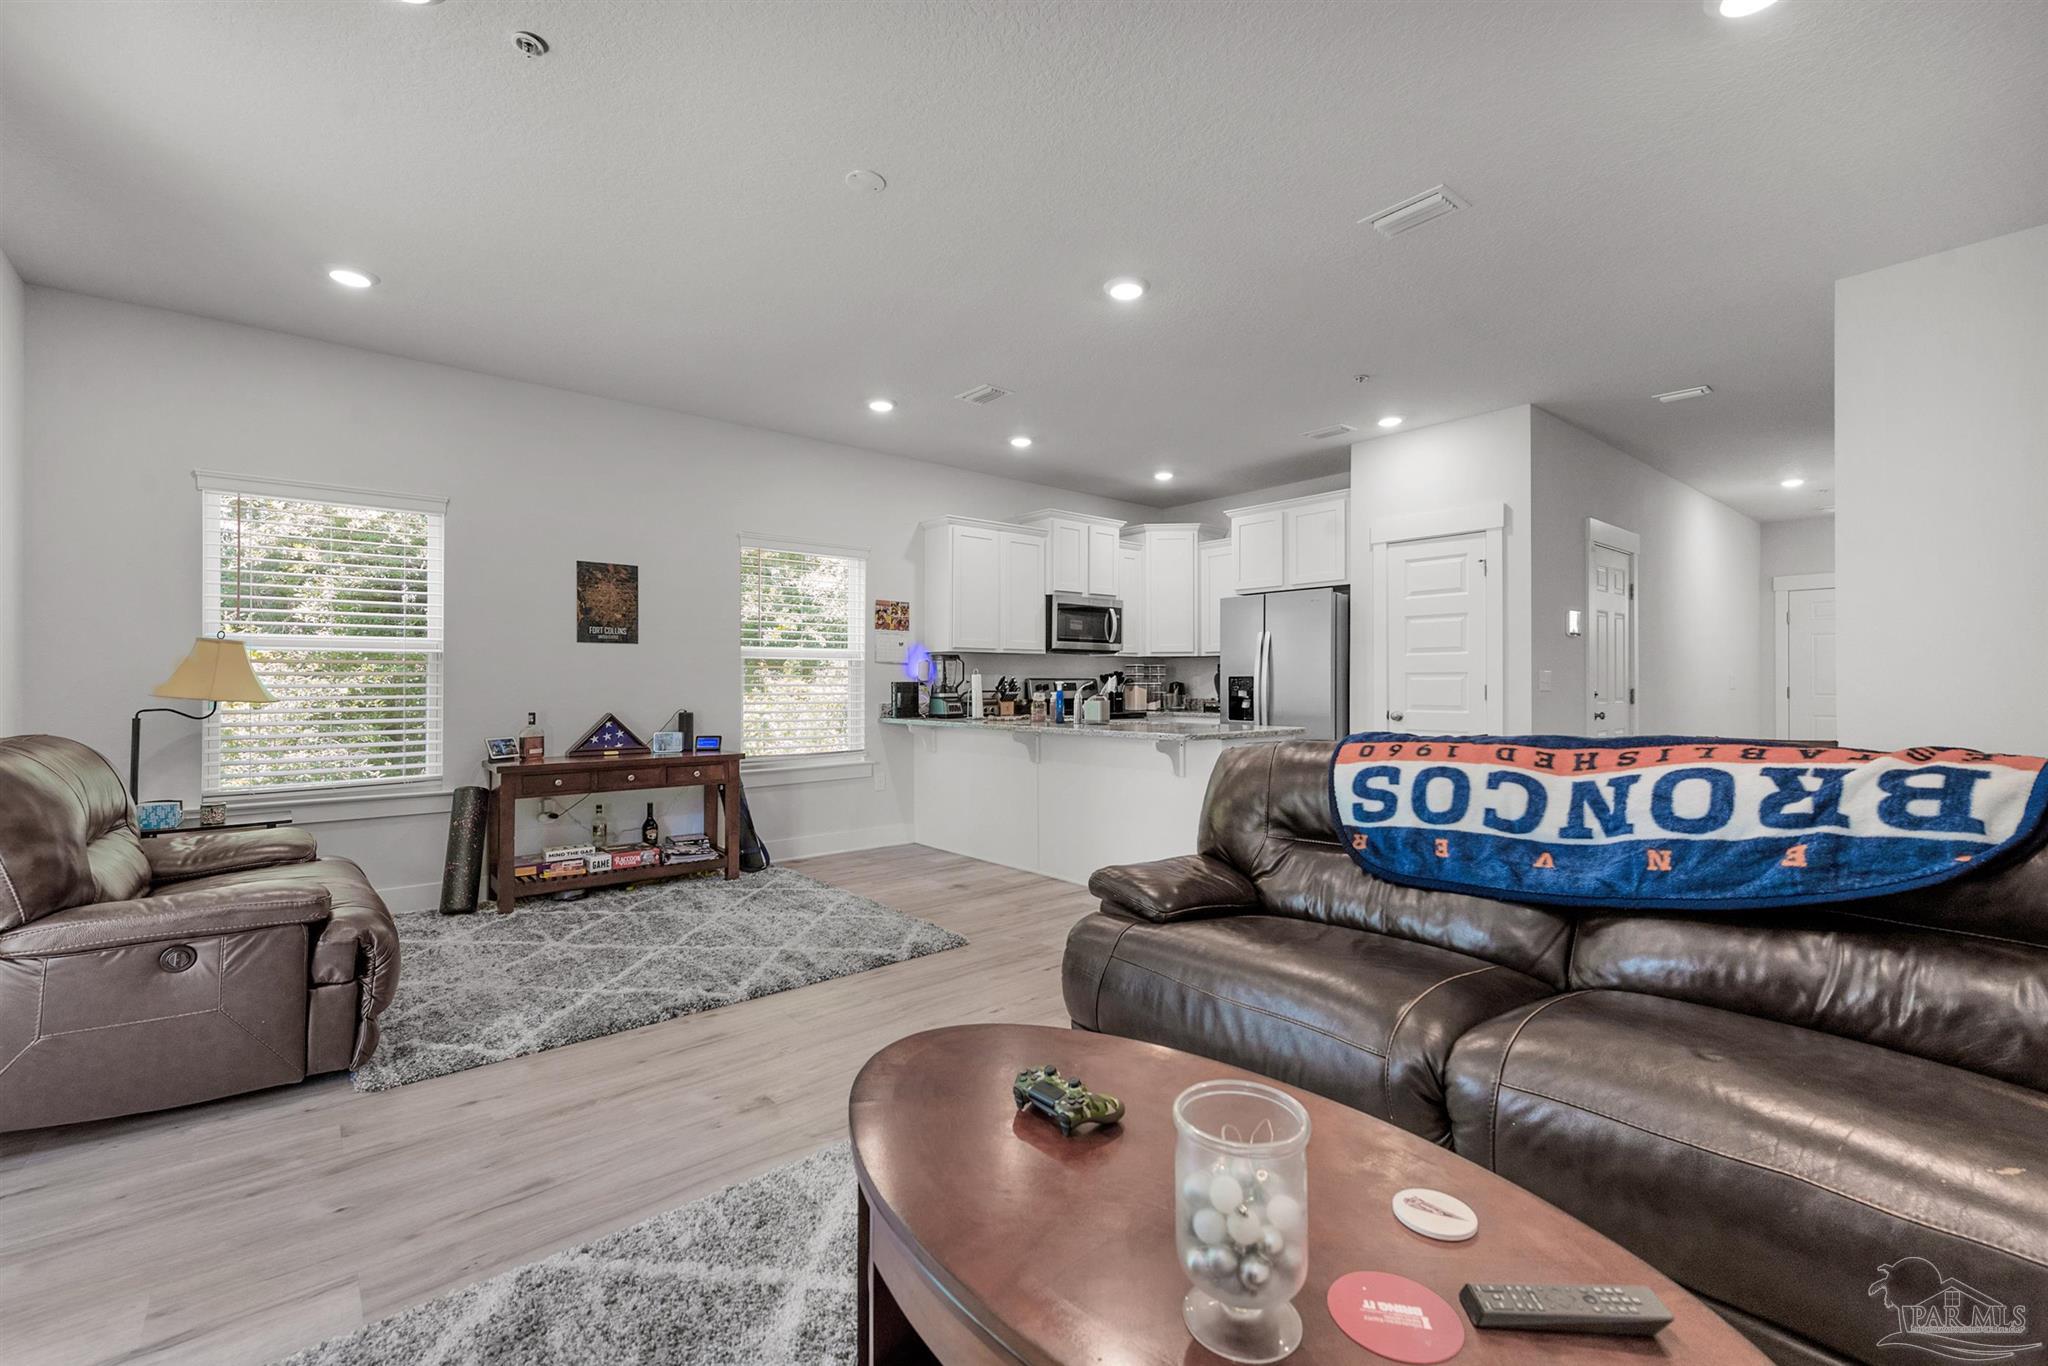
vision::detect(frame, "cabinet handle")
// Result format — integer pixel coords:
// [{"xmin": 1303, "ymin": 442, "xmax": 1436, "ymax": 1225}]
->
[
  {"xmin": 553, "ymin": 778, "xmax": 564, "ymax": 788},
  {"xmin": 627, "ymin": 774, "xmax": 637, "ymax": 782},
  {"xmin": 692, "ymin": 769, "xmax": 703, "ymax": 779}
]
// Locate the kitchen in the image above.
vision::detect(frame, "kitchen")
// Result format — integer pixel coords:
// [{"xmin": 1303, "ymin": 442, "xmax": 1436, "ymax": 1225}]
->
[{"xmin": 885, "ymin": 496, "xmax": 1351, "ymax": 882}]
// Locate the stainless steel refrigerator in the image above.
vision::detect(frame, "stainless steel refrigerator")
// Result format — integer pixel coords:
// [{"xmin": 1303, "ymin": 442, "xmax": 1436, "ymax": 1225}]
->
[{"xmin": 1220, "ymin": 587, "xmax": 1350, "ymax": 738}]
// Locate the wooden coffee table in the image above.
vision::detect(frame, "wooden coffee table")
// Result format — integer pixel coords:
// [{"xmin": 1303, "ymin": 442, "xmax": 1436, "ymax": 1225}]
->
[{"xmin": 849, "ymin": 1024, "xmax": 1767, "ymax": 1365}]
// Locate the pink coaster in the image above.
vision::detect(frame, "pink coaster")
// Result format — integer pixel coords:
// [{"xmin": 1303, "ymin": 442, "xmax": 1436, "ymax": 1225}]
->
[{"xmin": 1326, "ymin": 1271, "xmax": 1466, "ymax": 1363}]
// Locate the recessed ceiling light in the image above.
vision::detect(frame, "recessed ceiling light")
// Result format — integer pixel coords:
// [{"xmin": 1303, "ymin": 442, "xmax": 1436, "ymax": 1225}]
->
[
  {"xmin": 1377, "ymin": 416, "xmax": 1404, "ymax": 429},
  {"xmin": 395, "ymin": 0, "xmax": 442, "ymax": 5},
  {"xmin": 1780, "ymin": 477, "xmax": 1806, "ymax": 488},
  {"xmin": 1153, "ymin": 470, "xmax": 1174, "ymax": 482},
  {"xmin": 326, "ymin": 267, "xmax": 377, "ymax": 289},
  {"xmin": 1653, "ymin": 385, "xmax": 1713, "ymax": 403},
  {"xmin": 1009, "ymin": 436, "xmax": 1033, "ymax": 450},
  {"xmin": 866, "ymin": 398, "xmax": 895, "ymax": 414},
  {"xmin": 1104, "ymin": 277, "xmax": 1147, "ymax": 303},
  {"xmin": 1709, "ymin": 0, "xmax": 1779, "ymax": 16}
]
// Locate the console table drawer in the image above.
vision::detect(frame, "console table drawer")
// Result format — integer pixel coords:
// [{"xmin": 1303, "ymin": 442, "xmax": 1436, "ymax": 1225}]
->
[
  {"xmin": 526, "ymin": 771, "xmax": 593, "ymax": 795},
  {"xmin": 668, "ymin": 763, "xmax": 724, "ymax": 784},
  {"xmin": 595, "ymin": 766, "xmax": 664, "ymax": 791}
]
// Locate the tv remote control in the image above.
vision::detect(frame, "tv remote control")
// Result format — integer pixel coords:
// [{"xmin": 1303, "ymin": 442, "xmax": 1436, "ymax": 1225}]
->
[{"xmin": 1459, "ymin": 1283, "xmax": 1673, "ymax": 1335}]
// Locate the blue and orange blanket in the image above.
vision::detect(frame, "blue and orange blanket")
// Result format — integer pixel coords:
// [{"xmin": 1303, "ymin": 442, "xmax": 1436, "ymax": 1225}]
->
[{"xmin": 1330, "ymin": 734, "xmax": 2048, "ymax": 909}]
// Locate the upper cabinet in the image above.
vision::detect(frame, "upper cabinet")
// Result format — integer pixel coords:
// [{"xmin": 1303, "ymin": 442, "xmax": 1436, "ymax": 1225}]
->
[
  {"xmin": 1124, "ymin": 524, "xmax": 1201, "ymax": 656},
  {"xmin": 1198, "ymin": 540, "xmax": 1234, "ymax": 656},
  {"xmin": 919, "ymin": 517, "xmax": 1049, "ymax": 654},
  {"xmin": 1115, "ymin": 540, "xmax": 1146, "ymax": 657},
  {"xmin": 1225, "ymin": 491, "xmax": 1349, "ymax": 593},
  {"xmin": 1018, "ymin": 510, "xmax": 1123, "ymax": 597}
]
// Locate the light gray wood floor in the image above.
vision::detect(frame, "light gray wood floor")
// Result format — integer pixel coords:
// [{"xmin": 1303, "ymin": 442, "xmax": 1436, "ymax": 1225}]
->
[{"xmin": 0, "ymin": 844, "xmax": 1091, "ymax": 1366}]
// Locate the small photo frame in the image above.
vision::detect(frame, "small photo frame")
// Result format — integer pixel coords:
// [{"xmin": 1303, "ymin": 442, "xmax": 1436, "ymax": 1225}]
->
[
  {"xmin": 486, "ymin": 737, "xmax": 520, "ymax": 763},
  {"xmin": 650, "ymin": 731, "xmax": 686, "ymax": 756},
  {"xmin": 199, "ymin": 802, "xmax": 228, "ymax": 827},
  {"xmin": 694, "ymin": 735, "xmax": 723, "ymax": 753}
]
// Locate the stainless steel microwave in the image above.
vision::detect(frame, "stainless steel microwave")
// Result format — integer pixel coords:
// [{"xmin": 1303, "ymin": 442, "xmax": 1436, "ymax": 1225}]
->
[{"xmin": 1047, "ymin": 593, "xmax": 1123, "ymax": 653}]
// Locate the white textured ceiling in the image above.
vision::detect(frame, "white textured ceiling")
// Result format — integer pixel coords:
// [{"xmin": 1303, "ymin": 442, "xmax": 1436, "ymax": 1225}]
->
[{"xmin": 4, "ymin": 0, "xmax": 2045, "ymax": 518}]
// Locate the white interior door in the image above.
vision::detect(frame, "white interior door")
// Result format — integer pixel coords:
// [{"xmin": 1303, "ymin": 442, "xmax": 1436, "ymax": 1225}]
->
[
  {"xmin": 1787, "ymin": 587, "xmax": 1838, "ymax": 740},
  {"xmin": 1380, "ymin": 532, "xmax": 1491, "ymax": 734},
  {"xmin": 1587, "ymin": 542, "xmax": 1635, "ymax": 737}
]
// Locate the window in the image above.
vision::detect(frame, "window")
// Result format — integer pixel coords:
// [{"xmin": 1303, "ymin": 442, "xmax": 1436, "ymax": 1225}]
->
[
  {"xmin": 198, "ymin": 473, "xmax": 446, "ymax": 795},
  {"xmin": 740, "ymin": 538, "xmax": 867, "ymax": 761}
]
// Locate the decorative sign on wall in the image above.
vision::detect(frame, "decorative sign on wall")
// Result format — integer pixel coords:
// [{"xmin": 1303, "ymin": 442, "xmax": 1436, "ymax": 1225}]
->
[{"xmin": 576, "ymin": 561, "xmax": 639, "ymax": 644}]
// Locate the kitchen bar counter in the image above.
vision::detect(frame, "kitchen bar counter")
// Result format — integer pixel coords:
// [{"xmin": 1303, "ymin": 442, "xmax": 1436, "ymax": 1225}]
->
[
  {"xmin": 884, "ymin": 713, "xmax": 1306, "ymax": 884},
  {"xmin": 879, "ymin": 716, "xmax": 1306, "ymax": 742}
]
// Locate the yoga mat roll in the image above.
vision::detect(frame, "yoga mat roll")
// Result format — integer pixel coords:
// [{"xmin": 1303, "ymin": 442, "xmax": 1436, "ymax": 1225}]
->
[{"xmin": 439, "ymin": 785, "xmax": 489, "ymax": 914}]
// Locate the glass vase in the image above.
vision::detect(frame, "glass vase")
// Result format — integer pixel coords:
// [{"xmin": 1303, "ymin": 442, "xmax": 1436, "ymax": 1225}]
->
[{"xmin": 1173, "ymin": 1079, "xmax": 1312, "ymax": 1363}]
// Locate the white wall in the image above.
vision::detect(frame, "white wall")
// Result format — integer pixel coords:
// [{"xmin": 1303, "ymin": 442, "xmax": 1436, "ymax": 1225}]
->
[
  {"xmin": 21, "ymin": 289, "xmax": 1150, "ymax": 908},
  {"xmin": 1836, "ymin": 223, "xmax": 2048, "ymax": 753},
  {"xmin": 1349, "ymin": 407, "xmax": 1535, "ymax": 733},
  {"xmin": 1529, "ymin": 408, "xmax": 1762, "ymax": 738},
  {"xmin": 0, "ymin": 250, "xmax": 23, "ymax": 736},
  {"xmin": 1757, "ymin": 515, "xmax": 1834, "ymax": 731}
]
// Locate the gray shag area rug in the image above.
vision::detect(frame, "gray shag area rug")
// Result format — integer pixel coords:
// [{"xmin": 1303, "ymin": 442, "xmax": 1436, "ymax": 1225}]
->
[
  {"xmin": 279, "ymin": 1143, "xmax": 859, "ymax": 1366},
  {"xmin": 352, "ymin": 866, "xmax": 965, "ymax": 1091}
]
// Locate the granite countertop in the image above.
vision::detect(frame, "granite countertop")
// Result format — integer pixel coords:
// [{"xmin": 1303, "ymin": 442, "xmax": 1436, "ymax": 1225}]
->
[{"xmin": 880, "ymin": 716, "xmax": 1306, "ymax": 742}]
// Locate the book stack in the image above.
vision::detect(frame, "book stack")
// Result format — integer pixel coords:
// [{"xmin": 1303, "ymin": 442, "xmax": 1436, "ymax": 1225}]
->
[{"xmin": 661, "ymin": 835, "xmax": 717, "ymax": 865}]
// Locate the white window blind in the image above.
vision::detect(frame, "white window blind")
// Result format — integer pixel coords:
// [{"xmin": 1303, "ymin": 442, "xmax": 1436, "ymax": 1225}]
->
[
  {"xmin": 740, "ymin": 538, "xmax": 867, "ymax": 760},
  {"xmin": 198, "ymin": 474, "xmax": 445, "ymax": 795}
]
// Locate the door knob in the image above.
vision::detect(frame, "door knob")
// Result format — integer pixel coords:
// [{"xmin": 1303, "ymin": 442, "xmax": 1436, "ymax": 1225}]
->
[
  {"xmin": 1387, "ymin": 711, "xmax": 1405, "ymax": 722},
  {"xmin": 1594, "ymin": 711, "xmax": 1607, "ymax": 721}
]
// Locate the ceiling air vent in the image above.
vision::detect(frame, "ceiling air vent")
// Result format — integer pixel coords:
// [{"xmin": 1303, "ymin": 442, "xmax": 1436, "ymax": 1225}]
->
[
  {"xmin": 1653, "ymin": 385, "xmax": 1714, "ymax": 403},
  {"xmin": 1361, "ymin": 185, "xmax": 1468, "ymax": 239},
  {"xmin": 954, "ymin": 384, "xmax": 1010, "ymax": 405},
  {"xmin": 1301, "ymin": 424, "xmax": 1358, "ymax": 441}
]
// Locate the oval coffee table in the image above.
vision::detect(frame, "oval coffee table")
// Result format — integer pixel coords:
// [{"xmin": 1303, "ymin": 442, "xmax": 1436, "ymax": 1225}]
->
[{"xmin": 849, "ymin": 1023, "xmax": 1766, "ymax": 1365}]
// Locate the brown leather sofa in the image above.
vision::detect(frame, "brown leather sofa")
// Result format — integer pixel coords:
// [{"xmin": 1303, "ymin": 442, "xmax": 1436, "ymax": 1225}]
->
[
  {"xmin": 1067, "ymin": 740, "xmax": 2048, "ymax": 1366},
  {"xmin": 0, "ymin": 735, "xmax": 399, "ymax": 1131}
]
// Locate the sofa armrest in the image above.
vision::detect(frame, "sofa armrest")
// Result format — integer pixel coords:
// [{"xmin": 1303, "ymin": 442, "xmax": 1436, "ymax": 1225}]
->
[
  {"xmin": 0, "ymin": 880, "xmax": 333, "ymax": 957},
  {"xmin": 143, "ymin": 826, "xmax": 319, "ymax": 885},
  {"xmin": 1086, "ymin": 854, "xmax": 1260, "ymax": 924}
]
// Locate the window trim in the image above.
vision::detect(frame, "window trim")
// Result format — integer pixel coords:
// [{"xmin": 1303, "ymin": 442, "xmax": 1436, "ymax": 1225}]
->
[
  {"xmin": 738, "ymin": 533, "xmax": 870, "ymax": 763},
  {"xmin": 195, "ymin": 470, "xmax": 448, "ymax": 798}
]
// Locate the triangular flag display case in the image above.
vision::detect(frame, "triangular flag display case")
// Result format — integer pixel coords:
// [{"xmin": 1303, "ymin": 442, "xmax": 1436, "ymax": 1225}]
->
[{"xmin": 567, "ymin": 713, "xmax": 650, "ymax": 758}]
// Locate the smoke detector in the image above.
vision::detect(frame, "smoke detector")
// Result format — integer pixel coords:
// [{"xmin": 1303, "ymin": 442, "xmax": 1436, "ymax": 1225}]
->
[
  {"xmin": 1361, "ymin": 186, "xmax": 1468, "ymax": 239},
  {"xmin": 512, "ymin": 31, "xmax": 549, "ymax": 58},
  {"xmin": 954, "ymin": 384, "xmax": 1010, "ymax": 405},
  {"xmin": 1301, "ymin": 424, "xmax": 1357, "ymax": 441}
]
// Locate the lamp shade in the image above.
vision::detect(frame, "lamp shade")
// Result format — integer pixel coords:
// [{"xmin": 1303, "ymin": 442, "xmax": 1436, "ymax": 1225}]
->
[{"xmin": 152, "ymin": 637, "xmax": 275, "ymax": 704}]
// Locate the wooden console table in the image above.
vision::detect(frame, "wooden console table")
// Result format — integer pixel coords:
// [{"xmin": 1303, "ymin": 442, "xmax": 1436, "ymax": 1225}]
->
[{"xmin": 487, "ymin": 751, "xmax": 745, "ymax": 911}]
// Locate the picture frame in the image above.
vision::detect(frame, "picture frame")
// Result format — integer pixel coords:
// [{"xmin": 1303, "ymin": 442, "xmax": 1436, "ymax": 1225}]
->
[
  {"xmin": 650, "ymin": 730, "xmax": 686, "ymax": 756},
  {"xmin": 486, "ymin": 737, "xmax": 520, "ymax": 763}
]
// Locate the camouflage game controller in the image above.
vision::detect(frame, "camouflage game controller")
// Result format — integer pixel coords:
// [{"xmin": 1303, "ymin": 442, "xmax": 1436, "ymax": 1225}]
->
[{"xmin": 1012, "ymin": 1064, "xmax": 1125, "ymax": 1137}]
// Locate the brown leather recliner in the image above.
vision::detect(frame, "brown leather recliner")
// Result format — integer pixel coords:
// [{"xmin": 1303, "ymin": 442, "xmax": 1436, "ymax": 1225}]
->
[
  {"xmin": 1068, "ymin": 740, "xmax": 2048, "ymax": 1366},
  {"xmin": 0, "ymin": 734, "xmax": 399, "ymax": 1132}
]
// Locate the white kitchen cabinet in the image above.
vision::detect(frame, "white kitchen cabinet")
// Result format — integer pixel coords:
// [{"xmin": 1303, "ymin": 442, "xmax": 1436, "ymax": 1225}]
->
[
  {"xmin": 1019, "ymin": 510, "xmax": 1124, "ymax": 596},
  {"xmin": 1226, "ymin": 492, "xmax": 1348, "ymax": 592},
  {"xmin": 998, "ymin": 528, "xmax": 1048, "ymax": 653},
  {"xmin": 1198, "ymin": 540, "xmax": 1233, "ymax": 655},
  {"xmin": 1232, "ymin": 508, "xmax": 1285, "ymax": 592},
  {"xmin": 918, "ymin": 517, "xmax": 1046, "ymax": 653},
  {"xmin": 1125, "ymin": 524, "xmax": 1200, "ymax": 655},
  {"xmin": 1116, "ymin": 541, "xmax": 1146, "ymax": 657}
]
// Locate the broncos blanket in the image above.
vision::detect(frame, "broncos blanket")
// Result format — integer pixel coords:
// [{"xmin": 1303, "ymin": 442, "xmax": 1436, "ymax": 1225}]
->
[{"xmin": 1330, "ymin": 734, "xmax": 2048, "ymax": 910}]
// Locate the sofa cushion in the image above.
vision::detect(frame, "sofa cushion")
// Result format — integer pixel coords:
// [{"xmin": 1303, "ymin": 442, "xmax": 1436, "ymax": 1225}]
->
[
  {"xmin": 1444, "ymin": 990, "xmax": 2048, "ymax": 1364},
  {"xmin": 1065, "ymin": 910, "xmax": 1556, "ymax": 1141},
  {"xmin": 0, "ymin": 735, "xmax": 149, "ymax": 929},
  {"xmin": 1197, "ymin": 742, "xmax": 1576, "ymax": 984}
]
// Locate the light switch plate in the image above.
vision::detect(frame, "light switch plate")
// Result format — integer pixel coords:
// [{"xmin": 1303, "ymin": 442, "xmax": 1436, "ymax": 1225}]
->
[{"xmin": 1538, "ymin": 670, "xmax": 1553, "ymax": 693}]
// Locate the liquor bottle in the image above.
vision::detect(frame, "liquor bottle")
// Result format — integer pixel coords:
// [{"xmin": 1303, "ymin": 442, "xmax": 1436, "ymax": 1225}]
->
[
  {"xmin": 591, "ymin": 802, "xmax": 608, "ymax": 847},
  {"xmin": 519, "ymin": 711, "xmax": 545, "ymax": 762},
  {"xmin": 641, "ymin": 802, "xmax": 659, "ymax": 846}
]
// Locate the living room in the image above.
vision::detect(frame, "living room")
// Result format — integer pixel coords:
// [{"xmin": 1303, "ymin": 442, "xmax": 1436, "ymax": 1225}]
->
[{"xmin": 1, "ymin": 3, "xmax": 2043, "ymax": 1365}]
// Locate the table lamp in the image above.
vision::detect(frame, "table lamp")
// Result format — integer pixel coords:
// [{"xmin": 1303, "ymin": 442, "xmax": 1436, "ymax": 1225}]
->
[{"xmin": 130, "ymin": 635, "xmax": 275, "ymax": 800}]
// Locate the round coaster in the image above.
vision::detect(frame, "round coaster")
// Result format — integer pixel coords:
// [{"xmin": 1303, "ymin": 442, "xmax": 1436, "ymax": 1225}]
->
[
  {"xmin": 1391, "ymin": 1187, "xmax": 1478, "ymax": 1242},
  {"xmin": 1326, "ymin": 1272, "xmax": 1465, "ymax": 1363}
]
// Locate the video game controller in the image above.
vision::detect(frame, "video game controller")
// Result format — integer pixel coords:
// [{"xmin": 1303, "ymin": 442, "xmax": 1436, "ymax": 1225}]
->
[{"xmin": 1012, "ymin": 1063, "xmax": 1125, "ymax": 1137}]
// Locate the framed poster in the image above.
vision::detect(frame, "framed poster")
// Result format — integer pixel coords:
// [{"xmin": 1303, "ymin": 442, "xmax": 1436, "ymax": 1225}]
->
[{"xmin": 576, "ymin": 561, "xmax": 639, "ymax": 644}]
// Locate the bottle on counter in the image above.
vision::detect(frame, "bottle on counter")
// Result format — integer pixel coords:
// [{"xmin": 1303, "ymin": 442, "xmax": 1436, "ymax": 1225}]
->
[
  {"xmin": 642, "ymin": 802, "xmax": 660, "ymax": 846},
  {"xmin": 518, "ymin": 710, "xmax": 545, "ymax": 762},
  {"xmin": 1052, "ymin": 685, "xmax": 1065, "ymax": 724}
]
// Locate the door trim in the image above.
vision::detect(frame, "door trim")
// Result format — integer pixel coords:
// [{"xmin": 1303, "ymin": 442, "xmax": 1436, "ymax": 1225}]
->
[
  {"xmin": 1585, "ymin": 519, "xmax": 1641, "ymax": 736},
  {"xmin": 1773, "ymin": 572, "xmax": 1837, "ymax": 739},
  {"xmin": 1370, "ymin": 520, "xmax": 1506, "ymax": 735}
]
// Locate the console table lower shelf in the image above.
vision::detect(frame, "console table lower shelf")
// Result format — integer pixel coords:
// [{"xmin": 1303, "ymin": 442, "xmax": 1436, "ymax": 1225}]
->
[{"xmin": 486, "ymin": 751, "xmax": 746, "ymax": 911}]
